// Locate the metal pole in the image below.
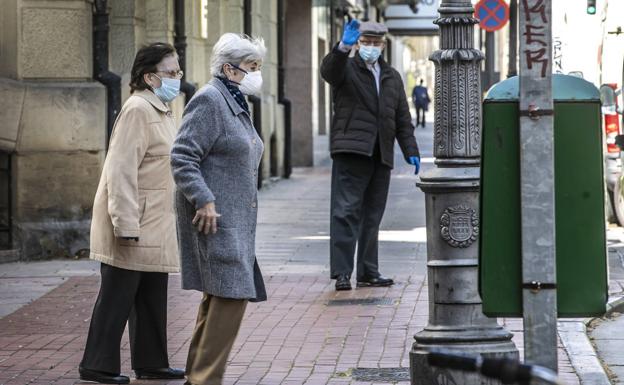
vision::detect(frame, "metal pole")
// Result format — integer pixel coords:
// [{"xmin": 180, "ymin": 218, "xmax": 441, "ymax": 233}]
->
[
  {"xmin": 277, "ymin": 0, "xmax": 292, "ymax": 178},
  {"xmin": 485, "ymin": 31, "xmax": 495, "ymax": 90},
  {"xmin": 519, "ymin": 0, "xmax": 557, "ymax": 371},
  {"xmin": 92, "ymin": 0, "xmax": 121, "ymax": 148},
  {"xmin": 410, "ymin": 1, "xmax": 518, "ymax": 384},
  {"xmin": 174, "ymin": 0, "xmax": 196, "ymax": 104},
  {"xmin": 243, "ymin": 0, "xmax": 264, "ymax": 189},
  {"xmin": 508, "ymin": 0, "xmax": 518, "ymax": 77}
]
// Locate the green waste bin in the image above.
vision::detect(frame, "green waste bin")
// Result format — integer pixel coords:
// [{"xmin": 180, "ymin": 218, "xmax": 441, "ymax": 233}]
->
[{"xmin": 479, "ymin": 74, "xmax": 608, "ymax": 318}]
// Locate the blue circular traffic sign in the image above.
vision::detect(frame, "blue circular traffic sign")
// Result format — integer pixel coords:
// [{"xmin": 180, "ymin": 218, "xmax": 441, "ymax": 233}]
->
[{"xmin": 475, "ymin": 0, "xmax": 510, "ymax": 32}]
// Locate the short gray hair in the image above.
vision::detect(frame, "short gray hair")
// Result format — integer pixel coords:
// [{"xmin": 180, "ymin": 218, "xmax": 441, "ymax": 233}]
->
[{"xmin": 210, "ymin": 33, "xmax": 266, "ymax": 77}]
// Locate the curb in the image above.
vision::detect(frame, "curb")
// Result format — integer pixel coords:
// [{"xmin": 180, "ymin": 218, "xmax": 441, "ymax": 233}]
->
[
  {"xmin": 558, "ymin": 295, "xmax": 624, "ymax": 384},
  {"xmin": 604, "ymin": 295, "xmax": 624, "ymax": 316}
]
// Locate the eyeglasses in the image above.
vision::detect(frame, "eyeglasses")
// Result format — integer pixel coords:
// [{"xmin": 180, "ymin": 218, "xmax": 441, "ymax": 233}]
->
[
  {"xmin": 155, "ymin": 70, "xmax": 184, "ymax": 79},
  {"xmin": 358, "ymin": 39, "xmax": 385, "ymax": 47},
  {"xmin": 227, "ymin": 62, "xmax": 248, "ymax": 74}
]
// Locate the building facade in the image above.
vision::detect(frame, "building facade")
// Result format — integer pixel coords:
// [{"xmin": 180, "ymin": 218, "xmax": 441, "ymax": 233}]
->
[
  {"xmin": 0, "ymin": 0, "xmax": 297, "ymax": 261},
  {"xmin": 0, "ymin": 0, "xmax": 418, "ymax": 261}
]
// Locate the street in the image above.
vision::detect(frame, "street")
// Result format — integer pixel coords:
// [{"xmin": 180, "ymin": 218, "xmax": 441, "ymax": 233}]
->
[
  {"xmin": 0, "ymin": 0, "xmax": 622, "ymax": 383},
  {"xmin": 0, "ymin": 124, "xmax": 586, "ymax": 385}
]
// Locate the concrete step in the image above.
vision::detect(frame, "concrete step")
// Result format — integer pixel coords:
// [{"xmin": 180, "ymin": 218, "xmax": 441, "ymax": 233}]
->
[{"xmin": 0, "ymin": 249, "xmax": 20, "ymax": 264}]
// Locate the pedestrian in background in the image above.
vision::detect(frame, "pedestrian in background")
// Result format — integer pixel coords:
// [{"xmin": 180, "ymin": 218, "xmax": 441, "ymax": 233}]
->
[
  {"xmin": 412, "ymin": 78, "xmax": 431, "ymax": 127},
  {"xmin": 321, "ymin": 20, "xmax": 421, "ymax": 291},
  {"xmin": 171, "ymin": 33, "xmax": 267, "ymax": 385},
  {"xmin": 80, "ymin": 42, "xmax": 185, "ymax": 384}
]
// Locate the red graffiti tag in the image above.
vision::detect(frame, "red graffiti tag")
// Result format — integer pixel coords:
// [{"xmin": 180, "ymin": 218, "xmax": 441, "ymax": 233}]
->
[
  {"xmin": 521, "ymin": 0, "xmax": 547, "ymax": 23},
  {"xmin": 524, "ymin": 48, "xmax": 549, "ymax": 77},
  {"xmin": 521, "ymin": 0, "xmax": 550, "ymax": 78}
]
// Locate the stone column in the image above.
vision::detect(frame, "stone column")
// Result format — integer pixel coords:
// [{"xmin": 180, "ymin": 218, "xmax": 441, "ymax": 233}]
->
[
  {"xmin": 110, "ymin": 0, "xmax": 147, "ymax": 102},
  {"xmin": 409, "ymin": 1, "xmax": 518, "ymax": 384},
  {"xmin": 285, "ymin": 0, "xmax": 313, "ymax": 167}
]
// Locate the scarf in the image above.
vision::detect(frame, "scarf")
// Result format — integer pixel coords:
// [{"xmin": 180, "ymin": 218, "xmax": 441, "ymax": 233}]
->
[{"xmin": 216, "ymin": 76, "xmax": 249, "ymax": 113}]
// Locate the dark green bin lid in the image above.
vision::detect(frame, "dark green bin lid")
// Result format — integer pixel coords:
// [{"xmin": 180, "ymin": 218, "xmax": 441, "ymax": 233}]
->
[{"xmin": 485, "ymin": 74, "xmax": 600, "ymax": 101}]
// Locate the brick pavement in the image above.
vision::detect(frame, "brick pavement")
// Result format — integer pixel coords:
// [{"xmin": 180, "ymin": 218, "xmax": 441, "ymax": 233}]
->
[{"xmin": 0, "ymin": 127, "xmax": 582, "ymax": 384}]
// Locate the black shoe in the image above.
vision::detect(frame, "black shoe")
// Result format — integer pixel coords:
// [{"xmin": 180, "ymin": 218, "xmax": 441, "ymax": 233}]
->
[
  {"xmin": 357, "ymin": 276, "xmax": 394, "ymax": 287},
  {"xmin": 135, "ymin": 367, "xmax": 185, "ymax": 379},
  {"xmin": 335, "ymin": 275, "xmax": 352, "ymax": 291},
  {"xmin": 79, "ymin": 367, "xmax": 130, "ymax": 384}
]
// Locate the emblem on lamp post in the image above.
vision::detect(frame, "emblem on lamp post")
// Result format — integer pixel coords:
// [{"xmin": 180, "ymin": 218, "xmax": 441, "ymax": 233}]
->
[{"xmin": 440, "ymin": 206, "xmax": 479, "ymax": 248}]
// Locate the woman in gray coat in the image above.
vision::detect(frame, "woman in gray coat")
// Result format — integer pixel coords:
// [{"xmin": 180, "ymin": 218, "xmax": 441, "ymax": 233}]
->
[{"xmin": 171, "ymin": 33, "xmax": 266, "ymax": 385}]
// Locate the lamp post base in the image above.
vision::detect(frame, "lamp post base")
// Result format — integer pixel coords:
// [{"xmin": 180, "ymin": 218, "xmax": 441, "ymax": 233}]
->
[
  {"xmin": 410, "ymin": 327, "xmax": 518, "ymax": 385},
  {"xmin": 410, "ymin": 167, "xmax": 519, "ymax": 385}
]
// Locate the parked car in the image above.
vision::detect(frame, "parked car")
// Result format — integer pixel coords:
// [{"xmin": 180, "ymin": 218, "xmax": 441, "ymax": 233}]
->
[{"xmin": 604, "ymin": 82, "xmax": 624, "ymax": 224}]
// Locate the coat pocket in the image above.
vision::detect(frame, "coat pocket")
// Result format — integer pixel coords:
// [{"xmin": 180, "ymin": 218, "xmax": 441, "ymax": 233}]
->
[
  {"xmin": 119, "ymin": 190, "xmax": 163, "ymax": 248},
  {"xmin": 344, "ymin": 105, "xmax": 356, "ymax": 134},
  {"xmin": 203, "ymin": 227, "xmax": 243, "ymax": 265},
  {"xmin": 138, "ymin": 196, "xmax": 147, "ymax": 224}
]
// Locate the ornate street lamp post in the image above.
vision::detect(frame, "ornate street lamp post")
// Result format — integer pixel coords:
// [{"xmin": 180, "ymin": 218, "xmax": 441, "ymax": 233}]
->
[{"xmin": 409, "ymin": 1, "xmax": 518, "ymax": 383}]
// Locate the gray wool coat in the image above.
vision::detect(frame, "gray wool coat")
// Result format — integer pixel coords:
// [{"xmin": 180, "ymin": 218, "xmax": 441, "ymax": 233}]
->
[{"xmin": 171, "ymin": 78, "xmax": 266, "ymax": 301}]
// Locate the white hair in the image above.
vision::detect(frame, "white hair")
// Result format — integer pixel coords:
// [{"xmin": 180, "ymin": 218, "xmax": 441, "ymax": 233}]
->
[{"xmin": 210, "ymin": 33, "xmax": 266, "ymax": 77}]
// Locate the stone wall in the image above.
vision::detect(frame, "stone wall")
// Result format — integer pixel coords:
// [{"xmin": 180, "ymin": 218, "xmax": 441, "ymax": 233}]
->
[{"xmin": 0, "ymin": 0, "xmax": 107, "ymax": 259}]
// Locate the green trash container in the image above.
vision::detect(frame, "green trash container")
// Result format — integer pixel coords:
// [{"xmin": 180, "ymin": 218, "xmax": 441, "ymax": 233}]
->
[{"xmin": 479, "ymin": 74, "xmax": 608, "ymax": 318}]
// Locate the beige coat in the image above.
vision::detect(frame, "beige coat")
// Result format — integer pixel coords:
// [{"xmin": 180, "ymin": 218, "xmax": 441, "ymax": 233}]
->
[{"xmin": 90, "ymin": 90, "xmax": 179, "ymax": 273}]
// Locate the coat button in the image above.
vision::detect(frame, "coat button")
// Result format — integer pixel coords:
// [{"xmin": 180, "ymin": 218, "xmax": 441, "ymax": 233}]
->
[
  {"xmin": 252, "ymin": 139, "xmax": 257, "ymax": 144},
  {"xmin": 252, "ymin": 202, "xmax": 257, "ymax": 208}
]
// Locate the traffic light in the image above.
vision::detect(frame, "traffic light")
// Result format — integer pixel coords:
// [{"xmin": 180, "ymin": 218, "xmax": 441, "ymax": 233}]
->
[{"xmin": 587, "ymin": 0, "xmax": 596, "ymax": 14}]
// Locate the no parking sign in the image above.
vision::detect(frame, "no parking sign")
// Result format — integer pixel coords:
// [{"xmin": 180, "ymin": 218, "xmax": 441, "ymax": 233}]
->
[{"xmin": 475, "ymin": 0, "xmax": 510, "ymax": 32}]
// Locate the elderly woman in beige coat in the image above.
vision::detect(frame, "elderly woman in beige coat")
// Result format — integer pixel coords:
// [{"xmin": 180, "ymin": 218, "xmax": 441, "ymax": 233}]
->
[{"xmin": 79, "ymin": 43, "xmax": 184, "ymax": 385}]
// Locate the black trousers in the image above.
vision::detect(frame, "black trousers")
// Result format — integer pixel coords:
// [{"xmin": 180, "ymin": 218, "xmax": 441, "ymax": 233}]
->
[
  {"xmin": 416, "ymin": 106, "xmax": 426, "ymax": 126},
  {"xmin": 330, "ymin": 152, "xmax": 392, "ymax": 280},
  {"xmin": 80, "ymin": 263, "xmax": 170, "ymax": 374}
]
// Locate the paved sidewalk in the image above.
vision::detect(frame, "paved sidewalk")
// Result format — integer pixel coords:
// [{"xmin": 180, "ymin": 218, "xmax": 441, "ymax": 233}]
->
[
  {"xmin": 587, "ymin": 230, "xmax": 624, "ymax": 384},
  {"xmin": 0, "ymin": 126, "xmax": 582, "ymax": 385}
]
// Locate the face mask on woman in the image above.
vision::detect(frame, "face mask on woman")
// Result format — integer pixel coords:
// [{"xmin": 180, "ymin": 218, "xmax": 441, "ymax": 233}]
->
[
  {"xmin": 227, "ymin": 63, "xmax": 263, "ymax": 96},
  {"xmin": 358, "ymin": 45, "xmax": 382, "ymax": 63},
  {"xmin": 239, "ymin": 71, "xmax": 263, "ymax": 96},
  {"xmin": 153, "ymin": 74, "xmax": 180, "ymax": 102}
]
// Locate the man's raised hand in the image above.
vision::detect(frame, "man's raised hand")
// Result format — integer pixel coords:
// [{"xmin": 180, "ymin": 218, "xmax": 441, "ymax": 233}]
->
[{"xmin": 341, "ymin": 19, "xmax": 360, "ymax": 46}]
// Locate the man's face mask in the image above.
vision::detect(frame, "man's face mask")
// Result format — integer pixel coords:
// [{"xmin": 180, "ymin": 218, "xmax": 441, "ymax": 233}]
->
[
  {"xmin": 358, "ymin": 45, "xmax": 382, "ymax": 63},
  {"xmin": 358, "ymin": 38, "xmax": 384, "ymax": 63}
]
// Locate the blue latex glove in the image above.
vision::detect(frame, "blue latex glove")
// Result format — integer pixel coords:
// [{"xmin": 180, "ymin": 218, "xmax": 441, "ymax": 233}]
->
[
  {"xmin": 341, "ymin": 19, "xmax": 360, "ymax": 46},
  {"xmin": 408, "ymin": 156, "xmax": 421, "ymax": 175}
]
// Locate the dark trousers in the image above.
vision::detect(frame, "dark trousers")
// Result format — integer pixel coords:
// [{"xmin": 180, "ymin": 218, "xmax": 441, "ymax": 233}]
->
[
  {"xmin": 416, "ymin": 106, "xmax": 426, "ymax": 126},
  {"xmin": 330, "ymin": 152, "xmax": 392, "ymax": 280},
  {"xmin": 80, "ymin": 263, "xmax": 170, "ymax": 374}
]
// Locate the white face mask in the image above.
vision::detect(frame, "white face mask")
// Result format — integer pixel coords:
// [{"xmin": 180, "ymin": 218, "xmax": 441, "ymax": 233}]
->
[{"xmin": 239, "ymin": 71, "xmax": 263, "ymax": 96}]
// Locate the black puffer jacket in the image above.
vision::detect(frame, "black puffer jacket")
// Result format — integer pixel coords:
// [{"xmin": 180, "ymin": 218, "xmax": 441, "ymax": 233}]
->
[{"xmin": 320, "ymin": 45, "xmax": 419, "ymax": 168}]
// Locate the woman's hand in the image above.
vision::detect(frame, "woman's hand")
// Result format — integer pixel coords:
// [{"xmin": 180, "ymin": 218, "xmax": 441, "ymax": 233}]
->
[{"xmin": 192, "ymin": 202, "xmax": 221, "ymax": 235}]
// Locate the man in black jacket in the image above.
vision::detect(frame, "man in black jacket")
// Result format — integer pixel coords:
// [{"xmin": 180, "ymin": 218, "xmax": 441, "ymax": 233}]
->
[{"xmin": 321, "ymin": 20, "xmax": 421, "ymax": 291}]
